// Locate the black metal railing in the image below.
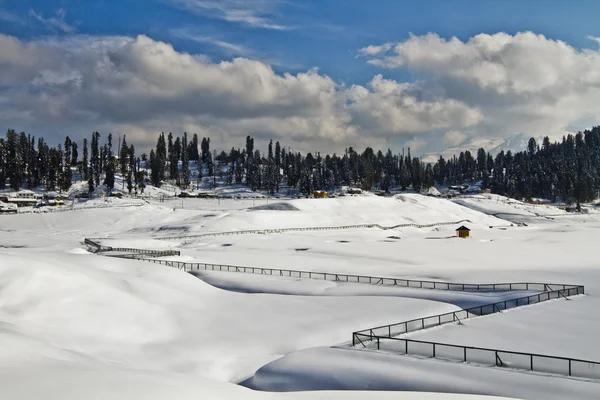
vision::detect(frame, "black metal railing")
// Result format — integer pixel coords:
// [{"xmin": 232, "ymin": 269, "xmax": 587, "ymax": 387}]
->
[
  {"xmin": 353, "ymin": 286, "xmax": 583, "ymax": 340},
  {"xmin": 84, "ymin": 238, "xmax": 180, "ymax": 257},
  {"xmin": 123, "ymin": 256, "xmax": 583, "ymax": 295},
  {"xmin": 84, "ymin": 238, "xmax": 581, "ymax": 294},
  {"xmin": 351, "ymin": 335, "xmax": 600, "ymax": 380},
  {"xmin": 84, "ymin": 236, "xmax": 596, "ymax": 381},
  {"xmin": 152, "ymin": 219, "xmax": 474, "ymax": 241},
  {"xmin": 351, "ymin": 285, "xmax": 591, "ymax": 379}
]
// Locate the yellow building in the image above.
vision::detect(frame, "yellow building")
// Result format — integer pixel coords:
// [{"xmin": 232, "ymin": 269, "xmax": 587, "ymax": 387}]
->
[{"xmin": 313, "ymin": 190, "xmax": 328, "ymax": 198}]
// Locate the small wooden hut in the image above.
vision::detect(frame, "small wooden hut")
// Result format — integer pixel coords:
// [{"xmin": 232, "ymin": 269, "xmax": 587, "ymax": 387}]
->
[{"xmin": 456, "ymin": 225, "xmax": 470, "ymax": 238}]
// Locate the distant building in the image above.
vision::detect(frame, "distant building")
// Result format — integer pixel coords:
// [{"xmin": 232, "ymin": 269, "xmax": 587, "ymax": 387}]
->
[
  {"xmin": 347, "ymin": 188, "xmax": 362, "ymax": 195},
  {"xmin": 528, "ymin": 199, "xmax": 551, "ymax": 205},
  {"xmin": 314, "ymin": 190, "xmax": 328, "ymax": 198},
  {"xmin": 0, "ymin": 202, "xmax": 18, "ymax": 213},
  {"xmin": 456, "ymin": 225, "xmax": 470, "ymax": 238},
  {"xmin": 16, "ymin": 190, "xmax": 38, "ymax": 199}
]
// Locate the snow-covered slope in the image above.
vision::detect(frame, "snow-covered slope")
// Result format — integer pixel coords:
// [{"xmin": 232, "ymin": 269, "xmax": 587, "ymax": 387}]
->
[
  {"xmin": 0, "ymin": 195, "xmax": 596, "ymax": 399},
  {"xmin": 421, "ymin": 131, "xmax": 572, "ymax": 163}
]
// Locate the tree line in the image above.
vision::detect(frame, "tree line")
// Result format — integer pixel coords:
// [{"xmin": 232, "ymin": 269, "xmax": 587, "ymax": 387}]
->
[{"xmin": 1, "ymin": 127, "xmax": 600, "ymax": 205}]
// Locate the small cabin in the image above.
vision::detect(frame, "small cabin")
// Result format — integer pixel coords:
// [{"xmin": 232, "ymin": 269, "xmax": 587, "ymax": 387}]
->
[
  {"xmin": 314, "ymin": 190, "xmax": 328, "ymax": 198},
  {"xmin": 456, "ymin": 225, "xmax": 470, "ymax": 238}
]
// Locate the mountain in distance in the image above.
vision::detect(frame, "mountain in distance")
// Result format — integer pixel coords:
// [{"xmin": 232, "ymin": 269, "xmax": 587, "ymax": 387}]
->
[{"xmin": 421, "ymin": 130, "xmax": 576, "ymax": 164}]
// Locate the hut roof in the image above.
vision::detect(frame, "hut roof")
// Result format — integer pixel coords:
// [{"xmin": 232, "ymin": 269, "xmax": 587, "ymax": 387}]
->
[{"xmin": 455, "ymin": 225, "xmax": 470, "ymax": 231}]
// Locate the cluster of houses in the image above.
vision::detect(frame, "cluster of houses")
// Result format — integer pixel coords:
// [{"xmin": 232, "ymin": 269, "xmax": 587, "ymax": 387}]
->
[{"xmin": 0, "ymin": 190, "xmax": 67, "ymax": 213}]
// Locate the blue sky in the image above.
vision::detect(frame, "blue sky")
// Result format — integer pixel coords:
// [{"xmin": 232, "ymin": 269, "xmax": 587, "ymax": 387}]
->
[
  {"xmin": 2, "ymin": 0, "xmax": 600, "ymax": 154},
  {"xmin": 4, "ymin": 0, "xmax": 600, "ymax": 84}
]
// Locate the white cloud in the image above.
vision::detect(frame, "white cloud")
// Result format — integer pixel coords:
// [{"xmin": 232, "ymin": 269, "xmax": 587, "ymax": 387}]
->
[
  {"xmin": 346, "ymin": 75, "xmax": 482, "ymax": 136},
  {"xmin": 443, "ymin": 130, "xmax": 467, "ymax": 146},
  {"xmin": 170, "ymin": 28, "xmax": 252, "ymax": 56},
  {"xmin": 168, "ymin": 0, "xmax": 292, "ymax": 30},
  {"xmin": 360, "ymin": 31, "xmax": 600, "ymax": 144},
  {"xmin": 0, "ymin": 33, "xmax": 479, "ymax": 153},
  {"xmin": 29, "ymin": 8, "xmax": 75, "ymax": 33},
  {"xmin": 587, "ymin": 35, "xmax": 600, "ymax": 47},
  {"xmin": 0, "ymin": 9, "xmax": 24, "ymax": 24},
  {"xmin": 358, "ymin": 42, "xmax": 393, "ymax": 56}
]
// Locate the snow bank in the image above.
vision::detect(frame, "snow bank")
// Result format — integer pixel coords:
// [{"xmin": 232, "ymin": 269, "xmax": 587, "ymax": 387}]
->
[{"xmin": 243, "ymin": 347, "xmax": 598, "ymax": 399}]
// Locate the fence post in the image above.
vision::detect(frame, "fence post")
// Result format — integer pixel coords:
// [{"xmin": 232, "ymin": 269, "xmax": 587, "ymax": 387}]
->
[
  {"xmin": 530, "ymin": 355, "xmax": 533, "ymax": 371},
  {"xmin": 377, "ymin": 337, "xmax": 380, "ymax": 350},
  {"xmin": 464, "ymin": 347, "xmax": 467, "ymax": 362},
  {"xmin": 432, "ymin": 343, "xmax": 436, "ymax": 358}
]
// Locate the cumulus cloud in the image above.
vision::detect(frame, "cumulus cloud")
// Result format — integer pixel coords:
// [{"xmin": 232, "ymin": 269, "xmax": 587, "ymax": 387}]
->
[
  {"xmin": 360, "ymin": 31, "xmax": 600, "ymax": 143},
  {"xmin": 0, "ymin": 33, "xmax": 478, "ymax": 153},
  {"xmin": 346, "ymin": 75, "xmax": 482, "ymax": 135}
]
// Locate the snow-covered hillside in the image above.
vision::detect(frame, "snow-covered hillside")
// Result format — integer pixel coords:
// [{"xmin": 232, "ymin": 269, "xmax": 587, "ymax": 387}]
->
[
  {"xmin": 421, "ymin": 131, "xmax": 571, "ymax": 163},
  {"xmin": 0, "ymin": 194, "xmax": 597, "ymax": 399}
]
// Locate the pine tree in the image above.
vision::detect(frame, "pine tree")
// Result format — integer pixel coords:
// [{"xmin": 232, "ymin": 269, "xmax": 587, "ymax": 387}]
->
[
  {"xmin": 88, "ymin": 172, "xmax": 95, "ymax": 194},
  {"xmin": 149, "ymin": 149, "xmax": 160, "ymax": 187},
  {"xmin": 91, "ymin": 132, "xmax": 101, "ymax": 187},
  {"xmin": 201, "ymin": 137, "xmax": 210, "ymax": 163},
  {"xmin": 119, "ymin": 135, "xmax": 129, "ymax": 179},
  {"xmin": 227, "ymin": 147, "xmax": 235, "ymax": 185},
  {"xmin": 82, "ymin": 138, "xmax": 88, "ymax": 181},
  {"xmin": 181, "ymin": 132, "xmax": 190, "ymax": 189},
  {"xmin": 235, "ymin": 148, "xmax": 243, "ymax": 184},
  {"xmin": 190, "ymin": 133, "xmax": 200, "ymax": 162},
  {"xmin": 207, "ymin": 151, "xmax": 214, "ymax": 178},
  {"xmin": 0, "ymin": 138, "xmax": 6, "ymax": 189},
  {"xmin": 62, "ymin": 136, "xmax": 72, "ymax": 191},
  {"xmin": 71, "ymin": 142, "xmax": 78, "ymax": 166}
]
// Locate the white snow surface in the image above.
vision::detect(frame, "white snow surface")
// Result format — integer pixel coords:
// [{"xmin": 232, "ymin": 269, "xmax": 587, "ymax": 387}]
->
[{"xmin": 0, "ymin": 194, "xmax": 597, "ymax": 399}]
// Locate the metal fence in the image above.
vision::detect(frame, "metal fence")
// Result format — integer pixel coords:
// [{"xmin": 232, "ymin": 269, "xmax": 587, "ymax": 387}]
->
[
  {"xmin": 116, "ymin": 255, "xmax": 582, "ymax": 295},
  {"xmin": 352, "ymin": 335, "xmax": 600, "ymax": 380},
  {"xmin": 84, "ymin": 238, "xmax": 180, "ymax": 257},
  {"xmin": 351, "ymin": 286, "xmax": 592, "ymax": 380},
  {"xmin": 151, "ymin": 219, "xmax": 474, "ymax": 241},
  {"xmin": 84, "ymin": 238, "xmax": 581, "ymax": 294},
  {"xmin": 353, "ymin": 286, "xmax": 583, "ymax": 340},
  {"xmin": 84, "ymin": 236, "xmax": 596, "ymax": 380}
]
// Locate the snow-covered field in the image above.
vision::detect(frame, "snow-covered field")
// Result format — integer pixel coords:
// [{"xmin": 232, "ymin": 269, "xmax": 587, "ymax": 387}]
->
[{"xmin": 0, "ymin": 193, "xmax": 598, "ymax": 399}]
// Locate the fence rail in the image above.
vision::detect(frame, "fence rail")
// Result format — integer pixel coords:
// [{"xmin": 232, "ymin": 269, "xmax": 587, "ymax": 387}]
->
[
  {"xmin": 353, "ymin": 286, "xmax": 583, "ymax": 340},
  {"xmin": 352, "ymin": 334, "xmax": 600, "ymax": 380},
  {"xmin": 115, "ymin": 256, "xmax": 583, "ymax": 295},
  {"xmin": 351, "ymin": 285, "xmax": 591, "ymax": 379},
  {"xmin": 84, "ymin": 238, "xmax": 180, "ymax": 257},
  {"xmin": 84, "ymin": 238, "xmax": 580, "ymax": 294},
  {"xmin": 83, "ymin": 236, "xmax": 596, "ymax": 381},
  {"xmin": 152, "ymin": 219, "xmax": 474, "ymax": 241}
]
